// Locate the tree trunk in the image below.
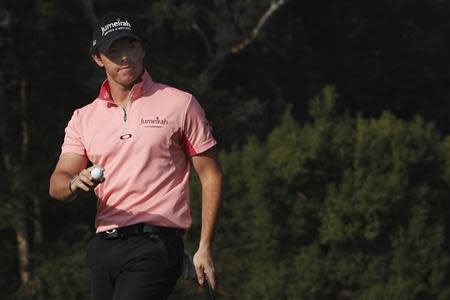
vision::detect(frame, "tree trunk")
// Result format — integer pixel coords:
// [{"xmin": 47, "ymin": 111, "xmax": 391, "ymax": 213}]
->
[
  {"xmin": 15, "ymin": 221, "xmax": 30, "ymax": 285},
  {"xmin": 32, "ymin": 195, "xmax": 43, "ymax": 246}
]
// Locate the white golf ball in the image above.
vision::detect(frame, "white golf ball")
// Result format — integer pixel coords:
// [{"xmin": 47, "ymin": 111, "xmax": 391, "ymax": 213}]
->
[{"xmin": 91, "ymin": 166, "xmax": 104, "ymax": 181}]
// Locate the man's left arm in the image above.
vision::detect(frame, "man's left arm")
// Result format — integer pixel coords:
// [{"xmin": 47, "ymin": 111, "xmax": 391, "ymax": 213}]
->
[{"xmin": 191, "ymin": 146, "xmax": 223, "ymax": 290}]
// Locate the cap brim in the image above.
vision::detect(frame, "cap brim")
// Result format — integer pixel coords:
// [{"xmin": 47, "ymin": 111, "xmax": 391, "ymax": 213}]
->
[{"xmin": 92, "ymin": 31, "xmax": 141, "ymax": 53}]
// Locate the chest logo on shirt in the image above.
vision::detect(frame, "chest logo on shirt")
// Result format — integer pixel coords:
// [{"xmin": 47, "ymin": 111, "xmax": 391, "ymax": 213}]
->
[{"xmin": 140, "ymin": 117, "xmax": 169, "ymax": 128}]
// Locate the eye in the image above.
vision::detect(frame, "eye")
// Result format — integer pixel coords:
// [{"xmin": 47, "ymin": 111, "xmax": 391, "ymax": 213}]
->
[{"xmin": 108, "ymin": 47, "xmax": 119, "ymax": 55}]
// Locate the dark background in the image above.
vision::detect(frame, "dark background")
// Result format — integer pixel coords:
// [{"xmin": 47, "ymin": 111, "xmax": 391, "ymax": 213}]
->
[{"xmin": 1, "ymin": 0, "xmax": 450, "ymax": 299}]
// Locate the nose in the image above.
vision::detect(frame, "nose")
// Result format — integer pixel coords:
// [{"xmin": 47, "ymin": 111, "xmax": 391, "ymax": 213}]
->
[{"xmin": 120, "ymin": 50, "xmax": 128, "ymax": 64}]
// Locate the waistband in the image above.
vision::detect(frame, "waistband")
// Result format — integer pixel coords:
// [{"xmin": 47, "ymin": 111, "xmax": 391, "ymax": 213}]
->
[{"xmin": 98, "ymin": 223, "xmax": 184, "ymax": 240}]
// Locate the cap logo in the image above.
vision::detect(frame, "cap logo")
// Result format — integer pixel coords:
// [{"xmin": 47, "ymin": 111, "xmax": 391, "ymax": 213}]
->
[{"xmin": 101, "ymin": 18, "xmax": 132, "ymax": 36}]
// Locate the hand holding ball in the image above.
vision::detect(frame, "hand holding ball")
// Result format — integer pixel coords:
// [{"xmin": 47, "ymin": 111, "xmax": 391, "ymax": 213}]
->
[{"xmin": 90, "ymin": 166, "xmax": 104, "ymax": 182}]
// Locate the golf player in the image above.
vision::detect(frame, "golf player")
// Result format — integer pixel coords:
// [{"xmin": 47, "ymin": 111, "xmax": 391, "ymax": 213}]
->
[{"xmin": 49, "ymin": 12, "xmax": 222, "ymax": 300}]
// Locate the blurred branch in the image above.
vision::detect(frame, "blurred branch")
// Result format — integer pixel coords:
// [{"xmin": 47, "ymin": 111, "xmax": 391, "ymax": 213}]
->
[
  {"xmin": 231, "ymin": 0, "xmax": 287, "ymax": 54},
  {"xmin": 197, "ymin": 0, "xmax": 288, "ymax": 87},
  {"xmin": 15, "ymin": 222, "xmax": 30, "ymax": 284},
  {"xmin": 192, "ymin": 21, "xmax": 213, "ymax": 59}
]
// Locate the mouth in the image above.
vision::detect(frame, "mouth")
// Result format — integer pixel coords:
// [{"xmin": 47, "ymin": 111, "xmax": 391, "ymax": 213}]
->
[{"xmin": 118, "ymin": 65, "xmax": 132, "ymax": 71}]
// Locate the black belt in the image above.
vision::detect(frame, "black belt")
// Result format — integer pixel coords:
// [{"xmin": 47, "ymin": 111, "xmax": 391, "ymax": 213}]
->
[{"xmin": 99, "ymin": 223, "xmax": 184, "ymax": 240}]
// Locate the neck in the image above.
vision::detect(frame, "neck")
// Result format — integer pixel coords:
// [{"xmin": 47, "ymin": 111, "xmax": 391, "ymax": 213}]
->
[{"xmin": 108, "ymin": 80, "xmax": 134, "ymax": 108}]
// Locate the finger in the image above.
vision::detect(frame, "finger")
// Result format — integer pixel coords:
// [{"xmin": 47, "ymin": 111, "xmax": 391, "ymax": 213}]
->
[
  {"xmin": 206, "ymin": 271, "xmax": 216, "ymax": 290},
  {"xmin": 76, "ymin": 181, "xmax": 91, "ymax": 192},
  {"xmin": 74, "ymin": 174, "xmax": 95, "ymax": 192},
  {"xmin": 78, "ymin": 173, "xmax": 94, "ymax": 187},
  {"xmin": 203, "ymin": 263, "xmax": 216, "ymax": 289},
  {"xmin": 195, "ymin": 264, "xmax": 205, "ymax": 285},
  {"xmin": 80, "ymin": 169, "xmax": 94, "ymax": 182}
]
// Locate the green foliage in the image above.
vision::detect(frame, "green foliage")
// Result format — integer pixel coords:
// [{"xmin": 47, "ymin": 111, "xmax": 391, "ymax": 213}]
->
[
  {"xmin": 36, "ymin": 245, "xmax": 90, "ymax": 300},
  {"xmin": 218, "ymin": 85, "xmax": 450, "ymax": 299}
]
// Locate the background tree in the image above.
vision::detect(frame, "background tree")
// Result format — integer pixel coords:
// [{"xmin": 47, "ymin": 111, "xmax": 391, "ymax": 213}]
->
[{"xmin": 217, "ymin": 87, "xmax": 450, "ymax": 299}]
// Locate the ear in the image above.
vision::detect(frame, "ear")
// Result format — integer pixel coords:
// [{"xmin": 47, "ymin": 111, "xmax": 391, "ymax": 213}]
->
[{"xmin": 91, "ymin": 53, "xmax": 105, "ymax": 67}]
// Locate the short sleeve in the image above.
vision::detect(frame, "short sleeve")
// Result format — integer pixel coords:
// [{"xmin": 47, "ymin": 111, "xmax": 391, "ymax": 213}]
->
[
  {"xmin": 60, "ymin": 109, "xmax": 87, "ymax": 157},
  {"xmin": 181, "ymin": 96, "xmax": 217, "ymax": 156}
]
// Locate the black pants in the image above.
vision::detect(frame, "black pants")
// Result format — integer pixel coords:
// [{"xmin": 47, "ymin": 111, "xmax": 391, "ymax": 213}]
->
[{"xmin": 87, "ymin": 231, "xmax": 184, "ymax": 300}]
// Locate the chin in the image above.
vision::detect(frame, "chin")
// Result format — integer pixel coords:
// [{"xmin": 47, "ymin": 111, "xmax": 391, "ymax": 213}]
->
[
  {"xmin": 122, "ymin": 69, "xmax": 141, "ymax": 80},
  {"xmin": 119, "ymin": 74, "xmax": 138, "ymax": 86}
]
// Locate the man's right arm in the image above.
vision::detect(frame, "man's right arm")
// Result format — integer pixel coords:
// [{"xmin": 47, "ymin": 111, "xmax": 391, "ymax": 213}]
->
[{"xmin": 49, "ymin": 153, "xmax": 94, "ymax": 201}]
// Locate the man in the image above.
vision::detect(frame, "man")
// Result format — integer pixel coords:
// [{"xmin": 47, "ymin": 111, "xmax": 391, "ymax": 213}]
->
[{"xmin": 49, "ymin": 12, "xmax": 222, "ymax": 300}]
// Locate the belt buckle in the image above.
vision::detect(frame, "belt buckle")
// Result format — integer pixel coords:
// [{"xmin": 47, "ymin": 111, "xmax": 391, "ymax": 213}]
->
[{"xmin": 105, "ymin": 228, "xmax": 119, "ymax": 239}]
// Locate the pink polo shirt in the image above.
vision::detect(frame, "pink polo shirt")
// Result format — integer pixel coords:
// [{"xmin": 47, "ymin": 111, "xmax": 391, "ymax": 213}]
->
[{"xmin": 60, "ymin": 71, "xmax": 217, "ymax": 233}]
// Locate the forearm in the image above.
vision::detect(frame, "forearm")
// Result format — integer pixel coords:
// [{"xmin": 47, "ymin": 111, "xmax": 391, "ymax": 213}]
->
[
  {"xmin": 199, "ymin": 171, "xmax": 223, "ymax": 249},
  {"xmin": 49, "ymin": 153, "xmax": 90, "ymax": 201},
  {"xmin": 49, "ymin": 171, "xmax": 77, "ymax": 201},
  {"xmin": 190, "ymin": 148, "xmax": 223, "ymax": 287}
]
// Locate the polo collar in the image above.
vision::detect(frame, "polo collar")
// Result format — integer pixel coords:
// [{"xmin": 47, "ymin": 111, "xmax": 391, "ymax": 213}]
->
[{"xmin": 98, "ymin": 70, "xmax": 153, "ymax": 104}]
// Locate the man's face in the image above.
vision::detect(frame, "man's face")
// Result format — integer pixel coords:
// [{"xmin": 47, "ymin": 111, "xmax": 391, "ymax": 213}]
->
[{"xmin": 92, "ymin": 37, "xmax": 145, "ymax": 87}]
